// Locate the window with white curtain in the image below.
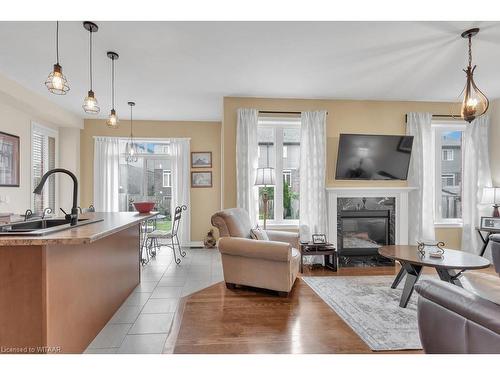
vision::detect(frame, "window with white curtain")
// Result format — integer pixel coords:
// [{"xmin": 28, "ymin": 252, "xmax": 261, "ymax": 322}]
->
[
  {"xmin": 31, "ymin": 123, "xmax": 58, "ymax": 214},
  {"xmin": 257, "ymin": 117, "xmax": 301, "ymax": 225},
  {"xmin": 433, "ymin": 121, "xmax": 465, "ymax": 225}
]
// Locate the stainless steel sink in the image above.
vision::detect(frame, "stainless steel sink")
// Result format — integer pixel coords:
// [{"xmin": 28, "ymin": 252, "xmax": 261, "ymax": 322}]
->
[{"xmin": 0, "ymin": 217, "xmax": 104, "ymax": 236}]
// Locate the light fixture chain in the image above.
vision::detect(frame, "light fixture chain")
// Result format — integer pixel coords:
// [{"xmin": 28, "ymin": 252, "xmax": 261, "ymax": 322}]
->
[{"xmin": 468, "ymin": 35, "xmax": 472, "ymax": 68}]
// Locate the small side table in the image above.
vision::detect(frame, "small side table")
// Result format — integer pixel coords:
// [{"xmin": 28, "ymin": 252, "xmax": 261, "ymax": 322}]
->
[
  {"xmin": 476, "ymin": 227, "xmax": 500, "ymax": 256},
  {"xmin": 299, "ymin": 242, "xmax": 337, "ymax": 273}
]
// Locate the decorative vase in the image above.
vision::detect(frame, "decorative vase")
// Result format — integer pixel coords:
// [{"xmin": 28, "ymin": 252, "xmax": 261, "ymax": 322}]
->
[{"xmin": 204, "ymin": 229, "xmax": 217, "ymax": 248}]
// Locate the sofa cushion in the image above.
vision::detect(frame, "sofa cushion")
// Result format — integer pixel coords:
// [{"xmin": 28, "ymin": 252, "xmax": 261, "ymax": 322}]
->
[
  {"xmin": 251, "ymin": 226, "xmax": 269, "ymax": 241},
  {"xmin": 461, "ymin": 272, "xmax": 500, "ymax": 305}
]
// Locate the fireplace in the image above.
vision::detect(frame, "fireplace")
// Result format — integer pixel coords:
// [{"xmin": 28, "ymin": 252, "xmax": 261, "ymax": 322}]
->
[{"xmin": 336, "ymin": 197, "xmax": 396, "ymax": 265}]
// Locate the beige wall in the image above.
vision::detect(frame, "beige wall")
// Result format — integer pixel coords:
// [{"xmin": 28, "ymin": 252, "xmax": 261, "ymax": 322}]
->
[
  {"xmin": 80, "ymin": 119, "xmax": 221, "ymax": 242},
  {"xmin": 0, "ymin": 74, "xmax": 82, "ymax": 215},
  {"xmin": 222, "ymin": 96, "xmax": 463, "ymax": 247}
]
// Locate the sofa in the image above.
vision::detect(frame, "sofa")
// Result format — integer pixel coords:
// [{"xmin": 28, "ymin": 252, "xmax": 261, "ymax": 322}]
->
[
  {"xmin": 414, "ymin": 235, "xmax": 500, "ymax": 353},
  {"xmin": 211, "ymin": 208, "xmax": 300, "ymax": 296}
]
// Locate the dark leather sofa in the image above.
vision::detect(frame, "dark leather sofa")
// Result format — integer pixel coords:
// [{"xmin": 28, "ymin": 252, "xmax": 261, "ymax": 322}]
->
[{"xmin": 414, "ymin": 235, "xmax": 500, "ymax": 354}]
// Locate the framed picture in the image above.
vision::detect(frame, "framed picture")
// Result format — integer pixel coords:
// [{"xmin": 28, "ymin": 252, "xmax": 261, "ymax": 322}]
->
[
  {"xmin": 312, "ymin": 234, "xmax": 327, "ymax": 244},
  {"xmin": 480, "ymin": 216, "xmax": 500, "ymax": 231},
  {"xmin": 191, "ymin": 171, "xmax": 212, "ymax": 188},
  {"xmin": 191, "ymin": 151, "xmax": 212, "ymax": 168},
  {"xmin": 0, "ymin": 131, "xmax": 20, "ymax": 187}
]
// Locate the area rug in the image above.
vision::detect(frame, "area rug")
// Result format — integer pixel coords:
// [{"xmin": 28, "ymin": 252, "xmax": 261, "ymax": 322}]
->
[{"xmin": 302, "ymin": 275, "xmax": 431, "ymax": 351}]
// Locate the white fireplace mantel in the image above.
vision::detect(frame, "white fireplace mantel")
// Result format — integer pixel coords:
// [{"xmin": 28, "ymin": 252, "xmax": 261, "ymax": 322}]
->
[{"xmin": 326, "ymin": 186, "xmax": 417, "ymax": 249}]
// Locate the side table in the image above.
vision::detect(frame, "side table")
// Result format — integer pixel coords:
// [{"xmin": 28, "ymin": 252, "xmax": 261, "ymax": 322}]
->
[{"xmin": 299, "ymin": 242, "xmax": 337, "ymax": 273}]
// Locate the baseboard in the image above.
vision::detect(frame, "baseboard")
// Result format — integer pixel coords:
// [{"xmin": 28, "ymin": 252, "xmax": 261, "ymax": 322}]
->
[{"xmin": 188, "ymin": 241, "xmax": 204, "ymax": 248}]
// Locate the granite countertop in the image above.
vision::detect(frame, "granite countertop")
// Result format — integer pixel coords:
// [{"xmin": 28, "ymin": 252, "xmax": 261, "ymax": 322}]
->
[{"xmin": 0, "ymin": 212, "xmax": 157, "ymax": 246}]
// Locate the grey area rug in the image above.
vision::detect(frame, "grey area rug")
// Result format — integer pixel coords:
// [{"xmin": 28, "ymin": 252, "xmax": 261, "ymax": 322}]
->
[{"xmin": 302, "ymin": 275, "xmax": 431, "ymax": 351}]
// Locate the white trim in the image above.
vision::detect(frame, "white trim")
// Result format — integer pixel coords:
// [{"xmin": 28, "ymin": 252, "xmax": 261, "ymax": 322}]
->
[
  {"xmin": 93, "ymin": 136, "xmax": 191, "ymax": 141},
  {"xmin": 189, "ymin": 241, "xmax": 204, "ymax": 248},
  {"xmin": 434, "ymin": 221, "xmax": 463, "ymax": 228}
]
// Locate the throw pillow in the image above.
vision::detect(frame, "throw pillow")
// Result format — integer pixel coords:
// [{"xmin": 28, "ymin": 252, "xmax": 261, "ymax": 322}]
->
[{"xmin": 250, "ymin": 225, "xmax": 269, "ymax": 241}]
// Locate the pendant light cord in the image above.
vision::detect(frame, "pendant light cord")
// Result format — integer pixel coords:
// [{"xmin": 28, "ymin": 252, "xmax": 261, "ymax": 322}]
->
[
  {"xmin": 89, "ymin": 30, "xmax": 93, "ymax": 91},
  {"xmin": 468, "ymin": 35, "xmax": 472, "ymax": 69},
  {"xmin": 130, "ymin": 104, "xmax": 133, "ymax": 139},
  {"xmin": 56, "ymin": 21, "xmax": 60, "ymax": 65},
  {"xmin": 111, "ymin": 58, "xmax": 115, "ymax": 109}
]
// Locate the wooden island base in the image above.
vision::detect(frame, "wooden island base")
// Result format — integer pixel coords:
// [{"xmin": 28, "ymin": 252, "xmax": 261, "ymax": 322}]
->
[{"xmin": 0, "ymin": 212, "xmax": 153, "ymax": 354}]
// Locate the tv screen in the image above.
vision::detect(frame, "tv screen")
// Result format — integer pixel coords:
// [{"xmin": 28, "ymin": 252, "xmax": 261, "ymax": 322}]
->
[{"xmin": 335, "ymin": 134, "xmax": 414, "ymax": 180}]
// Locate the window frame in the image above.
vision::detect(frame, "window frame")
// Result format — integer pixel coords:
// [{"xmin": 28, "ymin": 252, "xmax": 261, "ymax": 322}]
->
[
  {"xmin": 257, "ymin": 117, "xmax": 301, "ymax": 227},
  {"xmin": 432, "ymin": 121, "xmax": 466, "ymax": 227},
  {"xmin": 30, "ymin": 122, "xmax": 59, "ymax": 213},
  {"xmin": 162, "ymin": 170, "xmax": 172, "ymax": 188}
]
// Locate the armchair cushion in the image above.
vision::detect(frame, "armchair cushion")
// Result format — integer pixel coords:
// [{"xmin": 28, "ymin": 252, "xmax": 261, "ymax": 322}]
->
[
  {"xmin": 266, "ymin": 230, "xmax": 300, "ymax": 250},
  {"xmin": 218, "ymin": 237, "xmax": 292, "ymax": 262},
  {"xmin": 250, "ymin": 226, "xmax": 269, "ymax": 241}
]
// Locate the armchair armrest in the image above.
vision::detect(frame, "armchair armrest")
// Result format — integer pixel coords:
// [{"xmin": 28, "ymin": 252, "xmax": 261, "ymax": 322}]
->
[
  {"xmin": 265, "ymin": 230, "xmax": 299, "ymax": 249},
  {"xmin": 218, "ymin": 237, "xmax": 292, "ymax": 262},
  {"xmin": 415, "ymin": 279, "xmax": 500, "ymax": 335}
]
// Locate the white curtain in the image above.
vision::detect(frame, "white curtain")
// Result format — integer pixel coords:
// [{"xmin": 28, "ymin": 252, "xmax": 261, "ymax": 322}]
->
[
  {"xmin": 236, "ymin": 108, "xmax": 259, "ymax": 224},
  {"xmin": 300, "ymin": 111, "xmax": 328, "ymax": 247},
  {"xmin": 462, "ymin": 115, "xmax": 492, "ymax": 257},
  {"xmin": 406, "ymin": 112, "xmax": 435, "ymax": 244},
  {"xmin": 93, "ymin": 137, "xmax": 120, "ymax": 212},
  {"xmin": 171, "ymin": 138, "xmax": 191, "ymax": 246}
]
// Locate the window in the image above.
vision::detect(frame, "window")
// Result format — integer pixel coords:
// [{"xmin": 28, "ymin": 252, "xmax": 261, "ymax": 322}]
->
[
  {"xmin": 442, "ymin": 149, "xmax": 454, "ymax": 161},
  {"xmin": 433, "ymin": 123, "xmax": 465, "ymax": 224},
  {"xmin": 162, "ymin": 170, "xmax": 172, "ymax": 188},
  {"xmin": 257, "ymin": 117, "xmax": 300, "ymax": 224},
  {"xmin": 31, "ymin": 124, "xmax": 58, "ymax": 213},
  {"xmin": 118, "ymin": 140, "xmax": 173, "ymax": 228}
]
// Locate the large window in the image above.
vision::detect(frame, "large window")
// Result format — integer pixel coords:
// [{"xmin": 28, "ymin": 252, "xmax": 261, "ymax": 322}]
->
[
  {"xmin": 433, "ymin": 122, "xmax": 465, "ymax": 224},
  {"xmin": 31, "ymin": 124, "xmax": 57, "ymax": 214},
  {"xmin": 257, "ymin": 117, "xmax": 300, "ymax": 225},
  {"xmin": 118, "ymin": 140, "xmax": 173, "ymax": 231}
]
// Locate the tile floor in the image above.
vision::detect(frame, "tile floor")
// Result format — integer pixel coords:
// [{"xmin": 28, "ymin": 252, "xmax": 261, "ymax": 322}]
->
[{"xmin": 84, "ymin": 246, "xmax": 223, "ymax": 354}]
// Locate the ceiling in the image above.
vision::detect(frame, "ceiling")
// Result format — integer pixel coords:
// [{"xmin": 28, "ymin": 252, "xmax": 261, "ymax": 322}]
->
[{"xmin": 0, "ymin": 21, "xmax": 499, "ymax": 121}]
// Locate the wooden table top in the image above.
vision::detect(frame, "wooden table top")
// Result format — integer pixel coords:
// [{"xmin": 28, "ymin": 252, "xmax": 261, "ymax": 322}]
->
[{"xmin": 379, "ymin": 245, "xmax": 490, "ymax": 270}]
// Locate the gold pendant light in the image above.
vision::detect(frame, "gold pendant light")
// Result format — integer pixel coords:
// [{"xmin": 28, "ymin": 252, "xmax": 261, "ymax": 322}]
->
[
  {"xmin": 45, "ymin": 21, "xmax": 70, "ymax": 95},
  {"xmin": 460, "ymin": 28, "xmax": 489, "ymax": 123},
  {"xmin": 82, "ymin": 21, "xmax": 100, "ymax": 114},
  {"xmin": 106, "ymin": 51, "xmax": 119, "ymax": 128}
]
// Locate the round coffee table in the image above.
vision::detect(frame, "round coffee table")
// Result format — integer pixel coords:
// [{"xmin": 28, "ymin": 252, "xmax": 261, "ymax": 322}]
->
[{"xmin": 378, "ymin": 245, "xmax": 490, "ymax": 308}]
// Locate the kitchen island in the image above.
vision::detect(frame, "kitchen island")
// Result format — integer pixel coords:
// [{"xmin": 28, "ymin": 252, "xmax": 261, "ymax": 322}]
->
[{"xmin": 0, "ymin": 212, "xmax": 155, "ymax": 354}]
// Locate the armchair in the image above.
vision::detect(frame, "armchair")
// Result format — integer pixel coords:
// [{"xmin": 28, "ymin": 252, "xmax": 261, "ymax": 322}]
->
[{"xmin": 211, "ymin": 208, "xmax": 300, "ymax": 296}]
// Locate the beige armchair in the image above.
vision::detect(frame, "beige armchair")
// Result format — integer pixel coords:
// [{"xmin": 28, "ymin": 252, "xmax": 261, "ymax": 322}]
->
[{"xmin": 211, "ymin": 208, "xmax": 300, "ymax": 296}]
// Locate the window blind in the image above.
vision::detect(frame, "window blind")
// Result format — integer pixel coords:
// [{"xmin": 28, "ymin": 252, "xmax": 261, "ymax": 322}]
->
[{"xmin": 32, "ymin": 125, "xmax": 56, "ymax": 213}]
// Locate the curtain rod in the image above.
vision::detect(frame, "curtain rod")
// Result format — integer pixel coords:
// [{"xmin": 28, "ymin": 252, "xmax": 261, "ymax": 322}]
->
[
  {"xmin": 405, "ymin": 114, "xmax": 462, "ymax": 123},
  {"xmin": 258, "ymin": 110, "xmax": 329, "ymax": 115}
]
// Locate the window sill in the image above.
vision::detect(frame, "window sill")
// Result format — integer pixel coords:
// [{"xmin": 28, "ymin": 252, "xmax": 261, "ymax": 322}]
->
[
  {"xmin": 259, "ymin": 221, "xmax": 299, "ymax": 230},
  {"xmin": 434, "ymin": 222, "xmax": 463, "ymax": 228}
]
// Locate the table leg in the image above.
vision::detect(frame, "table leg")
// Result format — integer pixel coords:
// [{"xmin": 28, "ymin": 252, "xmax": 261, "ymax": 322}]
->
[
  {"xmin": 391, "ymin": 264, "xmax": 406, "ymax": 289},
  {"xmin": 324, "ymin": 254, "xmax": 338, "ymax": 272},
  {"xmin": 300, "ymin": 253, "xmax": 303, "ymax": 273},
  {"xmin": 399, "ymin": 262, "xmax": 423, "ymax": 308},
  {"xmin": 479, "ymin": 234, "xmax": 490, "ymax": 257},
  {"xmin": 435, "ymin": 267, "xmax": 463, "ymax": 287}
]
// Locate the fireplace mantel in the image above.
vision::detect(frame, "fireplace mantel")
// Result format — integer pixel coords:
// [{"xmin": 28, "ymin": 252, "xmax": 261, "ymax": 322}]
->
[{"xmin": 326, "ymin": 186, "xmax": 417, "ymax": 249}]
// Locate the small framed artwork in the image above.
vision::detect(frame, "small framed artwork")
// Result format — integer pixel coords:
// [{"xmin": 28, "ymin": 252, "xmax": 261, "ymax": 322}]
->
[
  {"xmin": 191, "ymin": 151, "xmax": 212, "ymax": 168},
  {"xmin": 312, "ymin": 234, "xmax": 327, "ymax": 244},
  {"xmin": 191, "ymin": 171, "xmax": 212, "ymax": 188},
  {"xmin": 480, "ymin": 216, "xmax": 500, "ymax": 231},
  {"xmin": 0, "ymin": 131, "xmax": 20, "ymax": 187}
]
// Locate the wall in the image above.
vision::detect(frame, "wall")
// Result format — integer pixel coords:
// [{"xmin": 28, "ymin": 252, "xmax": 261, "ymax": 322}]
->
[
  {"xmin": 489, "ymin": 99, "xmax": 500, "ymax": 186},
  {"xmin": 222, "ymin": 97, "xmax": 462, "ymax": 248},
  {"xmin": 80, "ymin": 119, "xmax": 221, "ymax": 242},
  {"xmin": 0, "ymin": 74, "xmax": 82, "ymax": 215}
]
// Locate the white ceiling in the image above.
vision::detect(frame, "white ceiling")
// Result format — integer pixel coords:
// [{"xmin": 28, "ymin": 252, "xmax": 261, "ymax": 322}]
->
[{"xmin": 1, "ymin": 21, "xmax": 500, "ymax": 121}]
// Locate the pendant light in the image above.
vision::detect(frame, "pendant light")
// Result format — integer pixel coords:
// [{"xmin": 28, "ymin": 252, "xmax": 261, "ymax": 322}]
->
[
  {"xmin": 460, "ymin": 28, "xmax": 489, "ymax": 123},
  {"xmin": 106, "ymin": 51, "xmax": 119, "ymax": 128},
  {"xmin": 82, "ymin": 21, "xmax": 100, "ymax": 114},
  {"xmin": 45, "ymin": 21, "xmax": 70, "ymax": 95},
  {"xmin": 125, "ymin": 101, "xmax": 138, "ymax": 163}
]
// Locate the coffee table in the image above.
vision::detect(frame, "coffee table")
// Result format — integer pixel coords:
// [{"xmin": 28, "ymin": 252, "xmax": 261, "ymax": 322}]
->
[{"xmin": 378, "ymin": 245, "xmax": 490, "ymax": 308}]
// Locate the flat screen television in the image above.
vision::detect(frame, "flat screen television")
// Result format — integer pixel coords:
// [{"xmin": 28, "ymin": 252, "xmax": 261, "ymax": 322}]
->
[{"xmin": 335, "ymin": 134, "xmax": 414, "ymax": 180}]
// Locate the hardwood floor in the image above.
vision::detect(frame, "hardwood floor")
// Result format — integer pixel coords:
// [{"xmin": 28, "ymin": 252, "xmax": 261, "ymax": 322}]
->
[{"xmin": 172, "ymin": 264, "xmax": 497, "ymax": 354}]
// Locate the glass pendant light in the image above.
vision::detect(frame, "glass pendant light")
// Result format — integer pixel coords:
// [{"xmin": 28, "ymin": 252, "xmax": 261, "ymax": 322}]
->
[
  {"xmin": 45, "ymin": 21, "xmax": 70, "ymax": 95},
  {"xmin": 125, "ymin": 101, "xmax": 138, "ymax": 163},
  {"xmin": 460, "ymin": 28, "xmax": 489, "ymax": 123},
  {"xmin": 82, "ymin": 21, "xmax": 100, "ymax": 114},
  {"xmin": 106, "ymin": 51, "xmax": 119, "ymax": 128}
]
